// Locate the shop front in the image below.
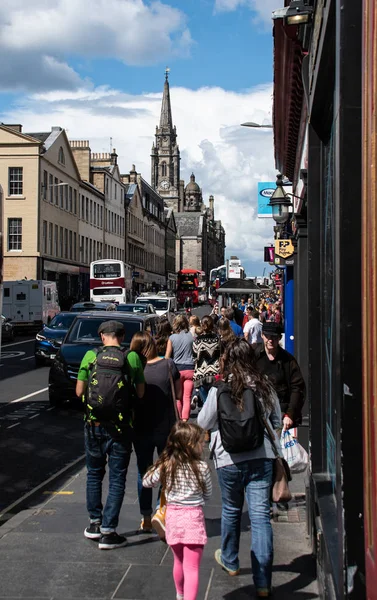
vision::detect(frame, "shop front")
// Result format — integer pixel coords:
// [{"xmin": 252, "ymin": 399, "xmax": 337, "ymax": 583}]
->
[{"xmin": 42, "ymin": 259, "xmax": 81, "ymax": 309}]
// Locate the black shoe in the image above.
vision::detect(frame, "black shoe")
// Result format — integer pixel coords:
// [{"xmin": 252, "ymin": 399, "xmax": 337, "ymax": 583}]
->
[
  {"xmin": 84, "ymin": 522, "xmax": 101, "ymax": 540},
  {"xmin": 276, "ymin": 502, "xmax": 289, "ymax": 511},
  {"xmin": 98, "ymin": 532, "xmax": 128, "ymax": 550}
]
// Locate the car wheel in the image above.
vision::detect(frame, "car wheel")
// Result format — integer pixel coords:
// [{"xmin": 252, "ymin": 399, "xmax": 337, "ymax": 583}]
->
[
  {"xmin": 35, "ymin": 356, "xmax": 45, "ymax": 368},
  {"xmin": 49, "ymin": 390, "xmax": 63, "ymax": 408}
]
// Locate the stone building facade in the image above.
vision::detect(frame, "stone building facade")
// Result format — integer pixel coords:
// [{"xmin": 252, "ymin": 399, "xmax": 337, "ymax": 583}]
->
[{"xmin": 151, "ymin": 73, "xmax": 225, "ymax": 279}]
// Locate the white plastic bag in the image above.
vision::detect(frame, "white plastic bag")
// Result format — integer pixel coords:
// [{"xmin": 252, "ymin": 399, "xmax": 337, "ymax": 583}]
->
[{"xmin": 280, "ymin": 430, "xmax": 308, "ymax": 473}]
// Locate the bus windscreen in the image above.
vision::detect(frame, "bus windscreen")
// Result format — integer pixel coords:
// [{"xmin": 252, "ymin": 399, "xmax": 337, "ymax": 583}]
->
[{"xmin": 93, "ymin": 263, "xmax": 121, "ymax": 278}]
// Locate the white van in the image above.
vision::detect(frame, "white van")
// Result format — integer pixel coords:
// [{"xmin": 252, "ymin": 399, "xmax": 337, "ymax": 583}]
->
[
  {"xmin": 2, "ymin": 280, "xmax": 60, "ymax": 329},
  {"xmin": 135, "ymin": 292, "xmax": 177, "ymax": 319}
]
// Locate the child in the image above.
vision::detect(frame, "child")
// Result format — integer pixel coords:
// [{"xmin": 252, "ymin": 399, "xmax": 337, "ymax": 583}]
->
[{"xmin": 143, "ymin": 421, "xmax": 212, "ymax": 600}]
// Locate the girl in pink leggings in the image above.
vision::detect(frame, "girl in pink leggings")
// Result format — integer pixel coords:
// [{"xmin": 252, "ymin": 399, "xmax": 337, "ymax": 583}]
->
[
  {"xmin": 143, "ymin": 422, "xmax": 212, "ymax": 600},
  {"xmin": 165, "ymin": 315, "xmax": 195, "ymax": 421}
]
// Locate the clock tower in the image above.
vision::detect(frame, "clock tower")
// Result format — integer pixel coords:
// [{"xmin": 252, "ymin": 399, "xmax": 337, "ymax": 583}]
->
[{"xmin": 151, "ymin": 68, "xmax": 181, "ymax": 211}]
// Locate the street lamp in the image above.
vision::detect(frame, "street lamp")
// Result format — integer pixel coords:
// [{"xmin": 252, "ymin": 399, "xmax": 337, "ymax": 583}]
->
[{"xmin": 268, "ymin": 173, "xmax": 292, "ymax": 224}]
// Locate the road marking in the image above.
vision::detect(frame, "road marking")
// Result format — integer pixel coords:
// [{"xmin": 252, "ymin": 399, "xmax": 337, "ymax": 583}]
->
[
  {"xmin": 21, "ymin": 356, "xmax": 35, "ymax": 361},
  {"xmin": 1, "ymin": 350, "xmax": 25, "ymax": 359},
  {"xmin": 10, "ymin": 387, "xmax": 48, "ymax": 404},
  {"xmin": 28, "ymin": 413, "xmax": 40, "ymax": 420},
  {"xmin": 43, "ymin": 491, "xmax": 74, "ymax": 496},
  {"xmin": 46, "ymin": 406, "xmax": 55, "ymax": 411},
  {"xmin": 7, "ymin": 422, "xmax": 20, "ymax": 429},
  {"xmin": 2, "ymin": 339, "xmax": 35, "ymax": 348}
]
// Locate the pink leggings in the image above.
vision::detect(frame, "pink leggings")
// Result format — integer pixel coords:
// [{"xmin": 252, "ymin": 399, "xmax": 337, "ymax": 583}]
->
[
  {"xmin": 171, "ymin": 543, "xmax": 204, "ymax": 600},
  {"xmin": 177, "ymin": 370, "xmax": 194, "ymax": 420}
]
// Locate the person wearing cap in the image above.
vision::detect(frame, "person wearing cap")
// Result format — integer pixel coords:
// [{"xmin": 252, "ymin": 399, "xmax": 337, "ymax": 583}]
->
[
  {"xmin": 76, "ymin": 319, "xmax": 145, "ymax": 550},
  {"xmin": 254, "ymin": 321, "xmax": 305, "ymax": 432}
]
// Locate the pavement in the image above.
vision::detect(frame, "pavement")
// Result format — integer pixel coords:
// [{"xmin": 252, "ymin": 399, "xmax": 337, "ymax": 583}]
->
[{"xmin": 0, "ymin": 445, "xmax": 319, "ymax": 600}]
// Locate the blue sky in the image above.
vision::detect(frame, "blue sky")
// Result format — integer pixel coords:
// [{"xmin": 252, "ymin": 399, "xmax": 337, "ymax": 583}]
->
[{"xmin": 0, "ymin": 0, "xmax": 278, "ymax": 277}]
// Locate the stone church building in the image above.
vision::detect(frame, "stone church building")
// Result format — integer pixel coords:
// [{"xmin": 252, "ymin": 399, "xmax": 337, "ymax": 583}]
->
[{"xmin": 151, "ymin": 71, "xmax": 225, "ymax": 278}]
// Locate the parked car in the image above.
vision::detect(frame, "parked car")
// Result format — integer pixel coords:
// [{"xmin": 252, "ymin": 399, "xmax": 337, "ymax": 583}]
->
[
  {"xmin": 70, "ymin": 301, "xmax": 116, "ymax": 312},
  {"xmin": 135, "ymin": 292, "xmax": 177, "ymax": 319},
  {"xmin": 116, "ymin": 303, "xmax": 156, "ymax": 314},
  {"xmin": 48, "ymin": 311, "xmax": 158, "ymax": 406},
  {"xmin": 1, "ymin": 315, "xmax": 15, "ymax": 343},
  {"xmin": 34, "ymin": 312, "xmax": 77, "ymax": 366}
]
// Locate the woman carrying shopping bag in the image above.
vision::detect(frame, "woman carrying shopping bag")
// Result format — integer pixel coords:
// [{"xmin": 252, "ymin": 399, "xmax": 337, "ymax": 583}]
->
[
  {"xmin": 130, "ymin": 332, "xmax": 181, "ymax": 533},
  {"xmin": 198, "ymin": 338, "xmax": 282, "ymax": 599}
]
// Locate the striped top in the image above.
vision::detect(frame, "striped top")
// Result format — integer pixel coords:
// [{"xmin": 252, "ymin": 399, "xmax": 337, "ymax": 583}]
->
[
  {"xmin": 143, "ymin": 461, "xmax": 212, "ymax": 506},
  {"xmin": 192, "ymin": 332, "xmax": 221, "ymax": 384}
]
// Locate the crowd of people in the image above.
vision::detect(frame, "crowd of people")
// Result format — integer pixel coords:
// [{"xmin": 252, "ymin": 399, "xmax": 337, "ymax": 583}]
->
[{"xmin": 76, "ymin": 300, "xmax": 305, "ymax": 600}]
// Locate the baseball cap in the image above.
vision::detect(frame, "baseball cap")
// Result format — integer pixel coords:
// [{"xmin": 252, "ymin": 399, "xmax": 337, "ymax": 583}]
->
[
  {"xmin": 98, "ymin": 320, "xmax": 125, "ymax": 335},
  {"xmin": 262, "ymin": 321, "xmax": 282, "ymax": 337}
]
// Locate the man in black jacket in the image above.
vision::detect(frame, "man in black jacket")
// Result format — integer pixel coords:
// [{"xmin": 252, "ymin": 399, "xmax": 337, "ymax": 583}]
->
[{"xmin": 254, "ymin": 322, "xmax": 306, "ymax": 431}]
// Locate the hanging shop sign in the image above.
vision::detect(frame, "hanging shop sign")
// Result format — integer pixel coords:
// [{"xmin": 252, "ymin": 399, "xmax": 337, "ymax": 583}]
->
[{"xmin": 275, "ymin": 239, "xmax": 294, "ymax": 259}]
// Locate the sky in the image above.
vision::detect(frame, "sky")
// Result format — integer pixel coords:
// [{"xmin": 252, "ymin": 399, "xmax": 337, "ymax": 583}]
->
[{"xmin": 0, "ymin": 0, "xmax": 279, "ymax": 277}]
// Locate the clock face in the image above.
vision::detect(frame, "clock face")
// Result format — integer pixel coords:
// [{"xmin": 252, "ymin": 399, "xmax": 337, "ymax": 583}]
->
[
  {"xmin": 160, "ymin": 179, "xmax": 170, "ymax": 190},
  {"xmin": 162, "ymin": 136, "xmax": 169, "ymax": 142}
]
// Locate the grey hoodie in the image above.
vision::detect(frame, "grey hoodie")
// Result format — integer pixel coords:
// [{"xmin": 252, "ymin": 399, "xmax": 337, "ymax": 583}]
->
[{"xmin": 197, "ymin": 384, "xmax": 282, "ymax": 469}]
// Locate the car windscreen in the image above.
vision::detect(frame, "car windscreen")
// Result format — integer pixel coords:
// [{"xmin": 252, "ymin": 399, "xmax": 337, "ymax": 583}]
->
[
  {"xmin": 48, "ymin": 314, "xmax": 76, "ymax": 329},
  {"xmin": 136, "ymin": 299, "xmax": 168, "ymax": 310},
  {"xmin": 66, "ymin": 318, "xmax": 142, "ymax": 345},
  {"xmin": 117, "ymin": 305, "xmax": 147, "ymax": 313}
]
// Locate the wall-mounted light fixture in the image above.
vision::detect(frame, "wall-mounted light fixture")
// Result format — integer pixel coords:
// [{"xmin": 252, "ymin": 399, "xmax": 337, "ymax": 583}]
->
[{"xmin": 284, "ymin": 0, "xmax": 313, "ymax": 26}]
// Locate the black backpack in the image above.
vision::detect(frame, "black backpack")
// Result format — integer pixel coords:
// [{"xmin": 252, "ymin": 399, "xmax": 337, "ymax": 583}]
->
[
  {"xmin": 216, "ymin": 381, "xmax": 265, "ymax": 453},
  {"xmin": 86, "ymin": 346, "xmax": 133, "ymax": 426}
]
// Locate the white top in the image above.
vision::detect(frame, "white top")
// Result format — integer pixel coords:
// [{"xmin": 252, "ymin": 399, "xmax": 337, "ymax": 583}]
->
[
  {"xmin": 243, "ymin": 317, "xmax": 263, "ymax": 345},
  {"xmin": 143, "ymin": 461, "xmax": 212, "ymax": 506}
]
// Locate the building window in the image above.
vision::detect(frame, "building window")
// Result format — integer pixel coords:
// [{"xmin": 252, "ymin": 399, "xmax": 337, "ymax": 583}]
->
[
  {"xmin": 8, "ymin": 218, "xmax": 22, "ymax": 250},
  {"xmin": 74, "ymin": 189, "xmax": 77, "ymax": 214},
  {"xmin": 43, "ymin": 220, "xmax": 47, "ymax": 254},
  {"xmin": 55, "ymin": 225, "xmax": 58, "ymax": 256},
  {"xmin": 115, "ymin": 184, "xmax": 117, "ymax": 200},
  {"xmin": 43, "ymin": 170, "xmax": 48, "ymax": 200},
  {"xmin": 161, "ymin": 162, "xmax": 167, "ymax": 177},
  {"xmin": 59, "ymin": 182, "xmax": 64, "ymax": 208},
  {"xmin": 49, "ymin": 223, "xmax": 53, "ymax": 255},
  {"xmin": 58, "ymin": 147, "xmax": 65, "ymax": 165},
  {"xmin": 55, "ymin": 177, "xmax": 59, "ymax": 204},
  {"xmin": 65, "ymin": 185, "xmax": 68, "ymax": 210},
  {"xmin": 64, "ymin": 229, "xmax": 68, "ymax": 259},
  {"xmin": 59, "ymin": 226, "xmax": 63, "ymax": 257},
  {"xmin": 69, "ymin": 230, "xmax": 72, "ymax": 260},
  {"xmin": 74, "ymin": 232, "xmax": 77, "ymax": 261},
  {"xmin": 69, "ymin": 186, "xmax": 73, "ymax": 212},
  {"xmin": 8, "ymin": 167, "xmax": 23, "ymax": 196},
  {"xmin": 49, "ymin": 174, "xmax": 53, "ymax": 203},
  {"xmin": 86, "ymin": 197, "xmax": 89, "ymax": 222},
  {"xmin": 90, "ymin": 200, "xmax": 93, "ymax": 224}
]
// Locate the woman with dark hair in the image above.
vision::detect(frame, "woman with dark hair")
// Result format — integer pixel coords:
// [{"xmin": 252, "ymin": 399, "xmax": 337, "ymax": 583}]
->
[
  {"xmin": 193, "ymin": 315, "xmax": 221, "ymax": 405},
  {"xmin": 198, "ymin": 339, "xmax": 281, "ymax": 599},
  {"xmin": 155, "ymin": 317, "xmax": 173, "ymax": 357},
  {"xmin": 130, "ymin": 331, "xmax": 182, "ymax": 532},
  {"xmin": 217, "ymin": 318, "xmax": 236, "ymax": 353},
  {"xmin": 165, "ymin": 314, "xmax": 195, "ymax": 421}
]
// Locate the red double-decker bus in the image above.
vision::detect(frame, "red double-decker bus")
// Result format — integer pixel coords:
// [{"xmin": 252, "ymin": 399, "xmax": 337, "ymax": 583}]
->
[{"xmin": 177, "ymin": 269, "xmax": 206, "ymax": 306}]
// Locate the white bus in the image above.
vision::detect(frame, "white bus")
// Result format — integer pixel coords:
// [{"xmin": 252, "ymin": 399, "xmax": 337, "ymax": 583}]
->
[{"xmin": 90, "ymin": 259, "xmax": 132, "ymax": 303}]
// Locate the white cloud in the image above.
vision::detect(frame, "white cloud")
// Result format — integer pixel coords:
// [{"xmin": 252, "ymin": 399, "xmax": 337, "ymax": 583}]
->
[
  {"xmin": 0, "ymin": 0, "xmax": 193, "ymax": 91},
  {"xmin": 0, "ymin": 83, "xmax": 276, "ymax": 274},
  {"xmin": 214, "ymin": 0, "xmax": 279, "ymax": 26}
]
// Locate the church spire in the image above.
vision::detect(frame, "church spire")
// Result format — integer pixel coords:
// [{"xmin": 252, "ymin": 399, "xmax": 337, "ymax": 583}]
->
[{"xmin": 159, "ymin": 67, "xmax": 173, "ymax": 129}]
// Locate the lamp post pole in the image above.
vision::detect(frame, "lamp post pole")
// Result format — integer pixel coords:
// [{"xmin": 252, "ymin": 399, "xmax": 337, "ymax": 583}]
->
[{"xmin": 284, "ymin": 266, "xmax": 294, "ymax": 354}]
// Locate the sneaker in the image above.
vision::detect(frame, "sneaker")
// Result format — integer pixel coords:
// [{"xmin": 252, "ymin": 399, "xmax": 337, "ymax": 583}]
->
[
  {"xmin": 139, "ymin": 516, "xmax": 153, "ymax": 533},
  {"xmin": 276, "ymin": 501, "xmax": 289, "ymax": 512},
  {"xmin": 84, "ymin": 522, "xmax": 101, "ymax": 540},
  {"xmin": 98, "ymin": 532, "xmax": 128, "ymax": 550},
  {"xmin": 151, "ymin": 508, "xmax": 166, "ymax": 542},
  {"xmin": 176, "ymin": 595, "xmax": 184, "ymax": 600},
  {"xmin": 191, "ymin": 395, "xmax": 199, "ymax": 410},
  {"xmin": 256, "ymin": 588, "xmax": 272, "ymax": 598},
  {"xmin": 214, "ymin": 549, "xmax": 240, "ymax": 576}
]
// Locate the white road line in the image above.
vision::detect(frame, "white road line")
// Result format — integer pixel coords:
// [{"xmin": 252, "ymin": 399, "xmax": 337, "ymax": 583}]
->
[
  {"xmin": 7, "ymin": 422, "xmax": 21, "ymax": 429},
  {"xmin": 20, "ymin": 356, "xmax": 35, "ymax": 361},
  {"xmin": 10, "ymin": 387, "xmax": 48, "ymax": 404},
  {"xmin": 2, "ymin": 339, "xmax": 35, "ymax": 348},
  {"xmin": 28, "ymin": 413, "xmax": 40, "ymax": 419},
  {"xmin": 46, "ymin": 407, "xmax": 55, "ymax": 411}
]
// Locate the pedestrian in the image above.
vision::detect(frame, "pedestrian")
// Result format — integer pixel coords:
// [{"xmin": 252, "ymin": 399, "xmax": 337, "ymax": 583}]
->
[
  {"xmin": 189, "ymin": 314, "xmax": 201, "ymax": 340},
  {"xmin": 243, "ymin": 308, "xmax": 263, "ymax": 348},
  {"xmin": 254, "ymin": 321, "xmax": 306, "ymax": 432},
  {"xmin": 217, "ymin": 318, "xmax": 236, "ymax": 354},
  {"xmin": 198, "ymin": 339, "xmax": 281, "ymax": 598},
  {"xmin": 232, "ymin": 302, "xmax": 245, "ymax": 328},
  {"xmin": 193, "ymin": 315, "xmax": 221, "ymax": 405},
  {"xmin": 224, "ymin": 308, "xmax": 243, "ymax": 338},
  {"xmin": 238, "ymin": 297, "xmax": 247, "ymax": 313},
  {"xmin": 130, "ymin": 331, "xmax": 181, "ymax": 533},
  {"xmin": 165, "ymin": 314, "xmax": 195, "ymax": 421},
  {"xmin": 76, "ymin": 320, "xmax": 145, "ymax": 549},
  {"xmin": 155, "ymin": 317, "xmax": 173, "ymax": 357},
  {"xmin": 143, "ymin": 421, "xmax": 212, "ymax": 600},
  {"xmin": 209, "ymin": 303, "xmax": 220, "ymax": 324}
]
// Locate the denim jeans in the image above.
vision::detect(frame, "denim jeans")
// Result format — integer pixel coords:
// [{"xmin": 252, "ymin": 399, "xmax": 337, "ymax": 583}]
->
[
  {"xmin": 217, "ymin": 458, "xmax": 274, "ymax": 590},
  {"xmin": 134, "ymin": 432, "xmax": 168, "ymax": 516},
  {"xmin": 85, "ymin": 424, "xmax": 132, "ymax": 533}
]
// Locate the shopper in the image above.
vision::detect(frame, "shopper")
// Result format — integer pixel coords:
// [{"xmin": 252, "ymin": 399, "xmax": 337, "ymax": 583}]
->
[
  {"xmin": 155, "ymin": 317, "xmax": 173, "ymax": 357},
  {"xmin": 130, "ymin": 331, "xmax": 181, "ymax": 532},
  {"xmin": 143, "ymin": 422, "xmax": 212, "ymax": 600},
  {"xmin": 165, "ymin": 314, "xmax": 195, "ymax": 421},
  {"xmin": 193, "ymin": 315, "xmax": 221, "ymax": 405},
  {"xmin": 198, "ymin": 339, "xmax": 281, "ymax": 598}
]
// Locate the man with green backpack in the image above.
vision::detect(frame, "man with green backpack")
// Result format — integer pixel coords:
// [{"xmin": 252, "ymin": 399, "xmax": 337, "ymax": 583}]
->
[{"xmin": 76, "ymin": 320, "xmax": 145, "ymax": 550}]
